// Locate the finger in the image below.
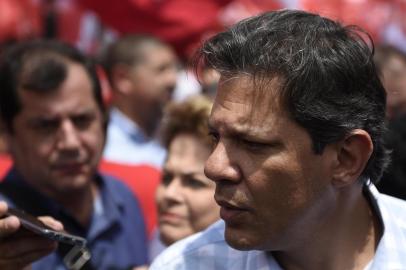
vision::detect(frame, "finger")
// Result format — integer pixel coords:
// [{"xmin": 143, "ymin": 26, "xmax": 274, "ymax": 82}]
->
[
  {"xmin": 0, "ymin": 201, "xmax": 22, "ymax": 238},
  {"xmin": 0, "ymin": 215, "xmax": 21, "ymax": 238},
  {"xmin": 38, "ymin": 216, "xmax": 64, "ymax": 231},
  {"xmin": 0, "ymin": 201, "xmax": 8, "ymax": 216},
  {"xmin": 133, "ymin": 266, "xmax": 149, "ymax": 270}
]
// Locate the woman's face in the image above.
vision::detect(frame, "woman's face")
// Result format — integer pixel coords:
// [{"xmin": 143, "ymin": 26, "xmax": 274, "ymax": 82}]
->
[{"xmin": 156, "ymin": 133, "xmax": 219, "ymax": 245}]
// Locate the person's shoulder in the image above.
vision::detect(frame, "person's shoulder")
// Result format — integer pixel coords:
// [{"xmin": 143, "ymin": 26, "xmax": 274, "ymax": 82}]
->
[
  {"xmin": 377, "ymin": 193, "xmax": 406, "ymax": 227},
  {"xmin": 371, "ymin": 192, "xmax": 406, "ymax": 269},
  {"xmin": 378, "ymin": 192, "xmax": 406, "ymax": 214},
  {"xmin": 150, "ymin": 220, "xmax": 276, "ymax": 270},
  {"xmin": 98, "ymin": 173, "xmax": 146, "ymax": 224},
  {"xmin": 149, "ymin": 220, "xmax": 230, "ymax": 270},
  {"xmin": 100, "ymin": 173, "xmax": 130, "ymax": 190},
  {"xmin": 99, "ymin": 173, "xmax": 138, "ymax": 202}
]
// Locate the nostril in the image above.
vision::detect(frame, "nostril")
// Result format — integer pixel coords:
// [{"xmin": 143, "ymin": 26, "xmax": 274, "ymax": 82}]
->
[
  {"xmin": 204, "ymin": 159, "xmax": 224, "ymax": 183},
  {"xmin": 204, "ymin": 150, "xmax": 241, "ymax": 184}
]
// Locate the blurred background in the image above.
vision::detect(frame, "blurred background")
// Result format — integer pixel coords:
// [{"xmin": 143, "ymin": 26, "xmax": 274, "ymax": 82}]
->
[
  {"xmin": 1, "ymin": 0, "xmax": 405, "ymax": 59},
  {"xmin": 3, "ymin": 0, "xmax": 405, "ymax": 103}
]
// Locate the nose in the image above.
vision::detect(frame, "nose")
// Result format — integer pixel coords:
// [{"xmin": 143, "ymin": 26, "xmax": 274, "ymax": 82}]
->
[
  {"xmin": 168, "ymin": 67, "xmax": 178, "ymax": 85},
  {"xmin": 56, "ymin": 119, "xmax": 81, "ymax": 150},
  {"xmin": 204, "ymin": 140, "xmax": 240, "ymax": 184},
  {"xmin": 163, "ymin": 177, "xmax": 184, "ymax": 203},
  {"xmin": 164, "ymin": 64, "xmax": 178, "ymax": 90}
]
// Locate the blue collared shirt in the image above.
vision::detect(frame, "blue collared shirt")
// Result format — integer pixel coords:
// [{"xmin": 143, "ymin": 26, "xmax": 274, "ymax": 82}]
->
[
  {"xmin": 150, "ymin": 183, "xmax": 406, "ymax": 270},
  {"xmin": 0, "ymin": 168, "xmax": 148, "ymax": 270},
  {"xmin": 103, "ymin": 108, "xmax": 166, "ymax": 168}
]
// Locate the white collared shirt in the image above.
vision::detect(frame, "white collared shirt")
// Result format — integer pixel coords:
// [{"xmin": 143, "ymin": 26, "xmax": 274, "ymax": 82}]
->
[
  {"xmin": 150, "ymin": 184, "xmax": 406, "ymax": 270},
  {"xmin": 103, "ymin": 108, "xmax": 166, "ymax": 168}
]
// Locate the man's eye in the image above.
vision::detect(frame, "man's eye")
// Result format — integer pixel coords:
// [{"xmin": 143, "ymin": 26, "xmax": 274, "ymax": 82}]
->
[
  {"xmin": 241, "ymin": 139, "xmax": 268, "ymax": 151},
  {"xmin": 184, "ymin": 177, "xmax": 206, "ymax": 189},
  {"xmin": 161, "ymin": 173, "xmax": 173, "ymax": 186},
  {"xmin": 208, "ymin": 131, "xmax": 219, "ymax": 147},
  {"xmin": 31, "ymin": 120, "xmax": 59, "ymax": 133},
  {"xmin": 72, "ymin": 114, "xmax": 94, "ymax": 129}
]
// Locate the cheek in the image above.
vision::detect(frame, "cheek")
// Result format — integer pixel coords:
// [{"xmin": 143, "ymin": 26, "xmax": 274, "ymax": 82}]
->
[
  {"xmin": 133, "ymin": 72, "xmax": 155, "ymax": 91},
  {"xmin": 251, "ymin": 153, "xmax": 332, "ymax": 222},
  {"xmin": 80, "ymin": 127, "xmax": 105, "ymax": 154},
  {"xmin": 247, "ymin": 155, "xmax": 312, "ymax": 217},
  {"xmin": 155, "ymin": 185, "xmax": 165, "ymax": 206},
  {"xmin": 187, "ymin": 190, "xmax": 219, "ymax": 231},
  {"xmin": 18, "ymin": 137, "xmax": 54, "ymax": 162}
]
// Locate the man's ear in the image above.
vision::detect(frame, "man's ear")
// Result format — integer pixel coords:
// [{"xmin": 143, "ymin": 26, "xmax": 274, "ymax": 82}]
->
[
  {"xmin": 331, "ymin": 129, "xmax": 373, "ymax": 188},
  {"xmin": 110, "ymin": 64, "xmax": 133, "ymax": 95}
]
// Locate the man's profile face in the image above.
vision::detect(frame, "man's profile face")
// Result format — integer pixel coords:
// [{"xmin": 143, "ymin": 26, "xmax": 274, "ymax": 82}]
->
[
  {"xmin": 6, "ymin": 61, "xmax": 105, "ymax": 197},
  {"xmin": 129, "ymin": 45, "xmax": 178, "ymax": 111},
  {"xmin": 381, "ymin": 55, "xmax": 406, "ymax": 118},
  {"xmin": 205, "ymin": 75, "xmax": 338, "ymax": 251}
]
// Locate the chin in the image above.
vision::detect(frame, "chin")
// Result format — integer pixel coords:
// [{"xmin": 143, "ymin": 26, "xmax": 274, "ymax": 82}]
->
[
  {"xmin": 224, "ymin": 229, "xmax": 253, "ymax": 250},
  {"xmin": 159, "ymin": 226, "xmax": 191, "ymax": 246},
  {"xmin": 159, "ymin": 231, "xmax": 180, "ymax": 246},
  {"xmin": 55, "ymin": 174, "xmax": 92, "ymax": 191},
  {"xmin": 224, "ymin": 226, "xmax": 263, "ymax": 251}
]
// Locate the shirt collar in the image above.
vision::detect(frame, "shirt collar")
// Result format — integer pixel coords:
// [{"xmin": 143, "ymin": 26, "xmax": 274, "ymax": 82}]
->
[
  {"xmin": 364, "ymin": 182, "xmax": 406, "ymax": 269},
  {"xmin": 87, "ymin": 174, "xmax": 124, "ymax": 241},
  {"xmin": 4, "ymin": 167, "xmax": 125, "ymax": 240},
  {"xmin": 109, "ymin": 107, "xmax": 148, "ymax": 142}
]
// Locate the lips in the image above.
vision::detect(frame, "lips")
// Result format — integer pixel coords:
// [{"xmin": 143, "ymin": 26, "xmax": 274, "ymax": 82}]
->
[
  {"xmin": 51, "ymin": 162, "xmax": 87, "ymax": 174},
  {"xmin": 159, "ymin": 212, "xmax": 184, "ymax": 225},
  {"xmin": 215, "ymin": 197, "xmax": 250, "ymax": 223}
]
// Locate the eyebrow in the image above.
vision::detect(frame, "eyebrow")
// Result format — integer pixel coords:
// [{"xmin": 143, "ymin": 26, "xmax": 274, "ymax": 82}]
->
[
  {"xmin": 30, "ymin": 108, "xmax": 96, "ymax": 118},
  {"xmin": 183, "ymin": 172, "xmax": 207, "ymax": 179},
  {"xmin": 208, "ymin": 119, "xmax": 282, "ymax": 147},
  {"xmin": 163, "ymin": 168, "xmax": 206, "ymax": 179},
  {"xmin": 208, "ymin": 120, "xmax": 253, "ymax": 140}
]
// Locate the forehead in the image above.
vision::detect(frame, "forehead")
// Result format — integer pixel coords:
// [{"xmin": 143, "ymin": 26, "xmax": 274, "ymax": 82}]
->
[
  {"xmin": 168, "ymin": 133, "xmax": 210, "ymax": 161},
  {"xmin": 165, "ymin": 134, "xmax": 210, "ymax": 177},
  {"xmin": 17, "ymin": 62, "xmax": 98, "ymax": 116},
  {"xmin": 138, "ymin": 44, "xmax": 175, "ymax": 62},
  {"xmin": 210, "ymin": 75, "xmax": 286, "ymax": 133},
  {"xmin": 385, "ymin": 56, "xmax": 406, "ymax": 73}
]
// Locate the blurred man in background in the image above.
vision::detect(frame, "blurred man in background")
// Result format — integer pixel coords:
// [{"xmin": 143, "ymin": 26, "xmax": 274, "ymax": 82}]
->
[
  {"xmin": 374, "ymin": 45, "xmax": 406, "ymax": 120},
  {"xmin": 374, "ymin": 45, "xmax": 406, "ymax": 200},
  {"xmin": 102, "ymin": 34, "xmax": 178, "ymax": 168}
]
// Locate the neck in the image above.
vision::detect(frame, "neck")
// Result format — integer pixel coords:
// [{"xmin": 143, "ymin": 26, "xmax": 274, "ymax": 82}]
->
[
  {"xmin": 38, "ymin": 181, "xmax": 98, "ymax": 228},
  {"xmin": 274, "ymin": 184, "xmax": 382, "ymax": 270},
  {"xmin": 113, "ymin": 99, "xmax": 158, "ymax": 137},
  {"xmin": 17, "ymin": 168, "xmax": 99, "ymax": 227},
  {"xmin": 58, "ymin": 182, "xmax": 99, "ymax": 227}
]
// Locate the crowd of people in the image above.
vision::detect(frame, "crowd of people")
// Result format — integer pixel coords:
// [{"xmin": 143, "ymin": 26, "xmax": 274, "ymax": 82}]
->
[{"xmin": 0, "ymin": 7, "xmax": 405, "ymax": 270}]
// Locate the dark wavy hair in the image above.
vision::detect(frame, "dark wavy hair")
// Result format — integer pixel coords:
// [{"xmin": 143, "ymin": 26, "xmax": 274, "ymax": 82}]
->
[
  {"xmin": 196, "ymin": 9, "xmax": 389, "ymax": 184},
  {"xmin": 0, "ymin": 39, "xmax": 105, "ymax": 132}
]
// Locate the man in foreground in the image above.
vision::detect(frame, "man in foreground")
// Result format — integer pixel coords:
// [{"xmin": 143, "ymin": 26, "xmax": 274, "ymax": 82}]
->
[
  {"xmin": 0, "ymin": 40, "xmax": 148, "ymax": 269},
  {"xmin": 150, "ymin": 10, "xmax": 406, "ymax": 270}
]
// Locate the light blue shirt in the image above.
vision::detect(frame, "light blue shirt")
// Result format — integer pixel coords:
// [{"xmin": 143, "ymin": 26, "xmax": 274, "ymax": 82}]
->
[
  {"xmin": 150, "ymin": 184, "xmax": 406, "ymax": 270},
  {"xmin": 103, "ymin": 108, "xmax": 166, "ymax": 168}
]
